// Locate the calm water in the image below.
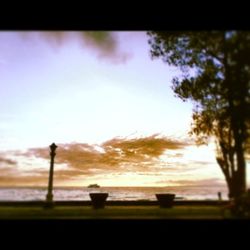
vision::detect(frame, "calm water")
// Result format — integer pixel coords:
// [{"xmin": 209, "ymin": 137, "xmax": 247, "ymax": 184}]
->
[{"xmin": 0, "ymin": 186, "xmax": 229, "ymax": 201}]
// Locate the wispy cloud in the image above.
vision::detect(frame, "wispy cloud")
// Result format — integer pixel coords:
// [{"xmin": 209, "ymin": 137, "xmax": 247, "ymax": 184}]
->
[
  {"xmin": 0, "ymin": 175, "xmax": 46, "ymax": 186},
  {"xmin": 155, "ymin": 178, "xmax": 227, "ymax": 187},
  {"xmin": 80, "ymin": 32, "xmax": 132, "ymax": 63},
  {"xmin": 19, "ymin": 31, "xmax": 132, "ymax": 64},
  {"xmin": 0, "ymin": 156, "xmax": 17, "ymax": 166},
  {"xmin": 0, "ymin": 162, "xmax": 46, "ymax": 186}
]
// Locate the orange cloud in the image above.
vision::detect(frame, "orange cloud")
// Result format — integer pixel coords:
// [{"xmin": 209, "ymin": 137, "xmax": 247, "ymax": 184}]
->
[
  {"xmin": 0, "ymin": 135, "xmax": 190, "ymax": 186},
  {"xmin": 27, "ymin": 135, "xmax": 188, "ymax": 171},
  {"xmin": 0, "ymin": 165, "xmax": 47, "ymax": 186},
  {"xmin": 102, "ymin": 134, "xmax": 186, "ymax": 160},
  {"xmin": 0, "ymin": 175, "xmax": 46, "ymax": 186}
]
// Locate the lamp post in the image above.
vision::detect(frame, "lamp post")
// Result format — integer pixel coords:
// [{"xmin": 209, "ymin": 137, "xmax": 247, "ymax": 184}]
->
[{"xmin": 46, "ymin": 143, "xmax": 57, "ymax": 207}]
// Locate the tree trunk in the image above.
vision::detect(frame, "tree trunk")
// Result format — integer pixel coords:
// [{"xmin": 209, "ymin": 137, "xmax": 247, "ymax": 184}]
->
[
  {"xmin": 223, "ymin": 32, "xmax": 247, "ymax": 200},
  {"xmin": 216, "ymin": 133, "xmax": 246, "ymax": 200},
  {"xmin": 234, "ymin": 129, "xmax": 246, "ymax": 197}
]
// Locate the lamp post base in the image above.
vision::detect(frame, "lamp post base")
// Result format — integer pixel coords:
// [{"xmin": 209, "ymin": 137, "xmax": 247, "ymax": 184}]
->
[
  {"xmin": 45, "ymin": 193, "xmax": 54, "ymax": 209},
  {"xmin": 44, "ymin": 201, "xmax": 54, "ymax": 209},
  {"xmin": 46, "ymin": 193, "xmax": 53, "ymax": 202}
]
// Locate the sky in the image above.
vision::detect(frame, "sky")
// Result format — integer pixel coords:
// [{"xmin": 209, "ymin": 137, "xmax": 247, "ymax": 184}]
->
[{"xmin": 0, "ymin": 31, "xmax": 249, "ymax": 187}]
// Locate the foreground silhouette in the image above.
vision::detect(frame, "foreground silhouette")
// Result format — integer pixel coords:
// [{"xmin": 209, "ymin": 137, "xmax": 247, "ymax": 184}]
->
[{"xmin": 148, "ymin": 31, "xmax": 250, "ymax": 202}]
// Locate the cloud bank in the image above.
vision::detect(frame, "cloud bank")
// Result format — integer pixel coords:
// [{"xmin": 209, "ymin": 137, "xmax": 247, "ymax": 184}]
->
[{"xmin": 0, "ymin": 135, "xmax": 189, "ymax": 186}]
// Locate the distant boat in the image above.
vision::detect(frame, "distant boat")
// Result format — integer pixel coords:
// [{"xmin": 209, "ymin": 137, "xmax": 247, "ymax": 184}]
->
[{"xmin": 87, "ymin": 184, "xmax": 100, "ymax": 188}]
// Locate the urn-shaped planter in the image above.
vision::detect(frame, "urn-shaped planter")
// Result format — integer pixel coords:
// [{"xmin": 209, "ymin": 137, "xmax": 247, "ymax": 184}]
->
[
  {"xmin": 155, "ymin": 193, "xmax": 175, "ymax": 208},
  {"xmin": 89, "ymin": 193, "xmax": 109, "ymax": 209}
]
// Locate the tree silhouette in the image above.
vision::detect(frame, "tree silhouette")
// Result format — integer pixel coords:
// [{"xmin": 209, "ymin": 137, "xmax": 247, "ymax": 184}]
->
[{"xmin": 148, "ymin": 31, "xmax": 250, "ymax": 200}]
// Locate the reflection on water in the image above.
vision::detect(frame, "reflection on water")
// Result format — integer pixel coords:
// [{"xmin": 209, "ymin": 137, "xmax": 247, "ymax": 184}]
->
[{"xmin": 0, "ymin": 186, "xmax": 229, "ymax": 201}]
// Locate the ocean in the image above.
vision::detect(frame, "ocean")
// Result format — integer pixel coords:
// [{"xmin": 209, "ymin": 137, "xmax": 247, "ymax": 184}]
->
[{"xmin": 0, "ymin": 186, "xmax": 229, "ymax": 201}]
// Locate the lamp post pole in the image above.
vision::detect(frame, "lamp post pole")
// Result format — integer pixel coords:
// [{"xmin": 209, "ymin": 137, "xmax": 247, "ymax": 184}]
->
[{"xmin": 46, "ymin": 143, "xmax": 57, "ymax": 206}]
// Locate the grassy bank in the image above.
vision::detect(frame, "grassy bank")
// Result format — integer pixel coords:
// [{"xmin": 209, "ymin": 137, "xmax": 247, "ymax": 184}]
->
[{"xmin": 0, "ymin": 204, "xmax": 232, "ymax": 219}]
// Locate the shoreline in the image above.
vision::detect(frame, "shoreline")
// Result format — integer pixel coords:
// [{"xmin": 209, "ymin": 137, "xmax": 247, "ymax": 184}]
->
[{"xmin": 0, "ymin": 200, "xmax": 229, "ymax": 207}]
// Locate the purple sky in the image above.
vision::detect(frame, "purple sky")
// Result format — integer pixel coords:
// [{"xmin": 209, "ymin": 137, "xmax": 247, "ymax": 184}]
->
[{"xmin": 0, "ymin": 31, "xmax": 248, "ymax": 187}]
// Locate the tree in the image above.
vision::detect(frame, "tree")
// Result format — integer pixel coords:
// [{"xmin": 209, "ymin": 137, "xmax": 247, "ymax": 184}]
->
[{"xmin": 147, "ymin": 31, "xmax": 250, "ymax": 200}]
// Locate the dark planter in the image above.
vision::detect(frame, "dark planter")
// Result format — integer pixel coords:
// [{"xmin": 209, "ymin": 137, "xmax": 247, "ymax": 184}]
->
[
  {"xmin": 89, "ymin": 193, "xmax": 109, "ymax": 209},
  {"xmin": 155, "ymin": 193, "xmax": 175, "ymax": 208}
]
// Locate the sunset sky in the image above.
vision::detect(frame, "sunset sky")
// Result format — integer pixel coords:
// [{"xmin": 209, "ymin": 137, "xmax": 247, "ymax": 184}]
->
[{"xmin": 0, "ymin": 31, "xmax": 249, "ymax": 187}]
